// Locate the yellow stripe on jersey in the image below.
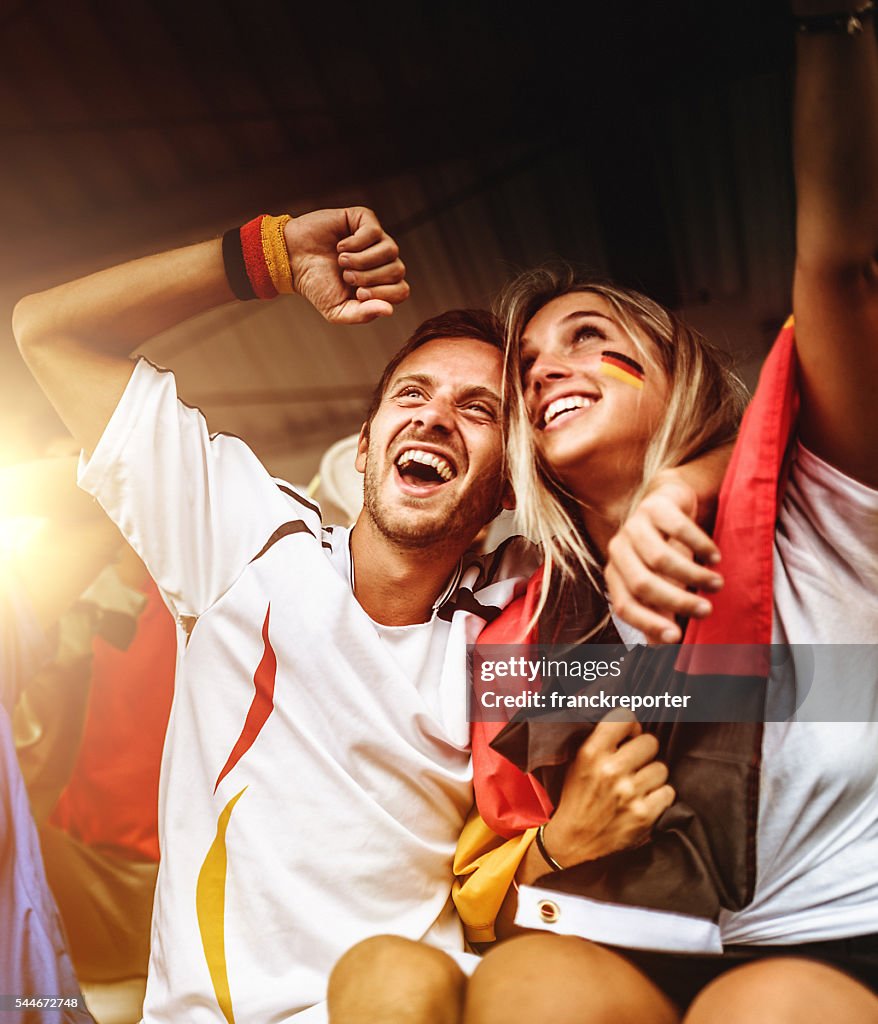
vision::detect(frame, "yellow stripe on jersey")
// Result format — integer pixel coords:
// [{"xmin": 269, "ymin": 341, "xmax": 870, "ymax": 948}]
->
[{"xmin": 196, "ymin": 787, "xmax": 247, "ymax": 1024}]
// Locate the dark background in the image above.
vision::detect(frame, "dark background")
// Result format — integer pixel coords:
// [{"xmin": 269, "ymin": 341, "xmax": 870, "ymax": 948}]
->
[{"xmin": 0, "ymin": 0, "xmax": 796, "ymax": 482}]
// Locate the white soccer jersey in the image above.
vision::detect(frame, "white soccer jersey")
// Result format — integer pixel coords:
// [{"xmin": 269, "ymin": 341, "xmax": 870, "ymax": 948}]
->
[{"xmin": 79, "ymin": 358, "xmax": 537, "ymax": 1023}]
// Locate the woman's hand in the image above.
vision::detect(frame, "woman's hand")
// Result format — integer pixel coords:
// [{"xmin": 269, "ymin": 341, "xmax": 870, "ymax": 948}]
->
[
  {"xmin": 540, "ymin": 716, "xmax": 674, "ymax": 867},
  {"xmin": 496, "ymin": 716, "xmax": 674, "ymax": 938},
  {"xmin": 605, "ymin": 472, "xmax": 725, "ymax": 644},
  {"xmin": 514, "ymin": 716, "xmax": 674, "ymax": 888}
]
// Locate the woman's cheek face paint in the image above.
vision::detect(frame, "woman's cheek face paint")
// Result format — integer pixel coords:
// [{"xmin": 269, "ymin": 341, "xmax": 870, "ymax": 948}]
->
[{"xmin": 600, "ymin": 350, "xmax": 645, "ymax": 390}]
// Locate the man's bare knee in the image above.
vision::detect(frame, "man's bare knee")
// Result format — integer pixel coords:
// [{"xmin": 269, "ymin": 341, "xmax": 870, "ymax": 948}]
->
[{"xmin": 328, "ymin": 935, "xmax": 466, "ymax": 1024}]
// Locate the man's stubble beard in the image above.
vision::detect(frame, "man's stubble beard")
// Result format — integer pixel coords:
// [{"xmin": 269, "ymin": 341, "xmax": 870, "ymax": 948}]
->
[{"xmin": 362, "ymin": 453, "xmax": 503, "ymax": 552}]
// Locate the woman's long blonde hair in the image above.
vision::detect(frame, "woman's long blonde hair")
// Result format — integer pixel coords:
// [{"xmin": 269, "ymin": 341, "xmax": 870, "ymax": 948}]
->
[{"xmin": 498, "ymin": 263, "xmax": 749, "ymax": 636}]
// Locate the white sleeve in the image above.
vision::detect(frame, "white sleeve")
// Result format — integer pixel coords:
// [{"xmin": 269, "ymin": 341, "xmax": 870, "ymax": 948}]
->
[{"xmin": 78, "ymin": 358, "xmax": 320, "ymax": 618}]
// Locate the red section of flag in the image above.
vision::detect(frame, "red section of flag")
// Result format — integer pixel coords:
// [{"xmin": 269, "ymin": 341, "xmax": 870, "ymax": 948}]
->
[{"xmin": 214, "ymin": 604, "xmax": 277, "ymax": 792}]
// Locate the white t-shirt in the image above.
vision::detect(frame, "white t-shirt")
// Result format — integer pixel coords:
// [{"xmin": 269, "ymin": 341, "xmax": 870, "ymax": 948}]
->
[
  {"xmin": 79, "ymin": 359, "xmax": 537, "ymax": 1023},
  {"xmin": 720, "ymin": 443, "xmax": 878, "ymax": 944}
]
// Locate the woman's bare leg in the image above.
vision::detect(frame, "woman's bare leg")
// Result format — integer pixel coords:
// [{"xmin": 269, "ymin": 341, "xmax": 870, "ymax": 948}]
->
[
  {"xmin": 685, "ymin": 958, "xmax": 878, "ymax": 1024},
  {"xmin": 463, "ymin": 934, "xmax": 679, "ymax": 1024}
]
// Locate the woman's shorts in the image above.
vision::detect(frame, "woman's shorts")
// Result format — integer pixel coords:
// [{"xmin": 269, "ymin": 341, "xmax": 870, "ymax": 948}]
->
[{"xmin": 612, "ymin": 934, "xmax": 878, "ymax": 1010}]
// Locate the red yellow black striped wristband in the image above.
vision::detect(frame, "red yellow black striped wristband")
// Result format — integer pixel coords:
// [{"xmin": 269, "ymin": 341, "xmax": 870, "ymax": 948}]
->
[{"xmin": 222, "ymin": 214, "xmax": 294, "ymax": 301}]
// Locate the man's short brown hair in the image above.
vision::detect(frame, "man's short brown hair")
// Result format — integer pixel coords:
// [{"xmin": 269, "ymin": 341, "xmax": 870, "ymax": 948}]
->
[{"xmin": 363, "ymin": 308, "xmax": 503, "ymax": 432}]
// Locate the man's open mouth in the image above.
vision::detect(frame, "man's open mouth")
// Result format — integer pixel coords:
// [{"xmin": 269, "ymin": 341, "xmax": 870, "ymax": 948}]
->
[
  {"xmin": 395, "ymin": 448, "xmax": 457, "ymax": 487},
  {"xmin": 541, "ymin": 394, "xmax": 599, "ymax": 429}
]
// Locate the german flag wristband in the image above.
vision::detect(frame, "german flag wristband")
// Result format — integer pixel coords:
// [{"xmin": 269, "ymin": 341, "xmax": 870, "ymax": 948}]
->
[{"xmin": 222, "ymin": 214, "xmax": 294, "ymax": 301}]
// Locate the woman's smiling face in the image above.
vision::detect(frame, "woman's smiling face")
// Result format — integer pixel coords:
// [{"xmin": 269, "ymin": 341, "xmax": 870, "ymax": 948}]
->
[{"xmin": 518, "ymin": 290, "xmax": 670, "ymax": 504}]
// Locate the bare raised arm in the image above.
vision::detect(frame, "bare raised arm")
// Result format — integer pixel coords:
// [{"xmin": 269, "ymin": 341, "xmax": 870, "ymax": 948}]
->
[
  {"xmin": 13, "ymin": 207, "xmax": 408, "ymax": 455},
  {"xmin": 792, "ymin": 3, "xmax": 878, "ymax": 485},
  {"xmin": 13, "ymin": 241, "xmax": 230, "ymax": 454},
  {"xmin": 607, "ymin": 10, "xmax": 878, "ymax": 637}
]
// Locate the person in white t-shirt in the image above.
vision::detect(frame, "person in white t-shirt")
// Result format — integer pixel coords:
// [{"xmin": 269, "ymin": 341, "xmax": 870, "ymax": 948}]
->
[{"xmin": 12, "ymin": 208, "xmax": 537, "ymax": 1023}]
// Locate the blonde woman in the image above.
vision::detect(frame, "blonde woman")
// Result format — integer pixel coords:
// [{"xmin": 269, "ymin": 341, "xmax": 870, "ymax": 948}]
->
[{"xmin": 462, "ymin": 4, "xmax": 878, "ymax": 1023}]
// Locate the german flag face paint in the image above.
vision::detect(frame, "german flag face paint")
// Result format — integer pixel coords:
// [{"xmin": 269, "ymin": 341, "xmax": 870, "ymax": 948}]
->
[{"xmin": 600, "ymin": 350, "xmax": 645, "ymax": 390}]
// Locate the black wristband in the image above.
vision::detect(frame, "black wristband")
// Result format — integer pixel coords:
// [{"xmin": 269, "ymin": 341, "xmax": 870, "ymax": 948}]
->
[
  {"xmin": 793, "ymin": 0, "xmax": 875, "ymax": 33},
  {"xmin": 536, "ymin": 823, "xmax": 564, "ymax": 872},
  {"xmin": 222, "ymin": 226, "xmax": 257, "ymax": 301}
]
